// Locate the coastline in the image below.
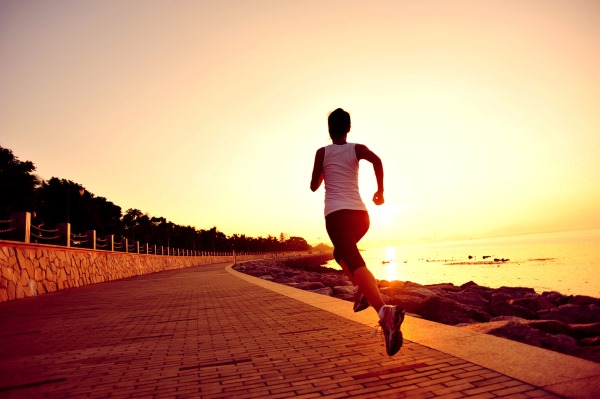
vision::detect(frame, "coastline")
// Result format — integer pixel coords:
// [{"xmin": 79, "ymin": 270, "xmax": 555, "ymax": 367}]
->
[{"xmin": 233, "ymin": 253, "xmax": 600, "ymax": 364}]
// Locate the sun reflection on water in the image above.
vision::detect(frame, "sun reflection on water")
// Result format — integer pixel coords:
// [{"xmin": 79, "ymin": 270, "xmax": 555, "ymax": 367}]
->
[{"xmin": 383, "ymin": 246, "xmax": 398, "ymax": 281}]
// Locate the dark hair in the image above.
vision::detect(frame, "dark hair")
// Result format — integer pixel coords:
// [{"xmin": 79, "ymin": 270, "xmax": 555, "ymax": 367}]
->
[{"xmin": 328, "ymin": 108, "xmax": 351, "ymax": 138}]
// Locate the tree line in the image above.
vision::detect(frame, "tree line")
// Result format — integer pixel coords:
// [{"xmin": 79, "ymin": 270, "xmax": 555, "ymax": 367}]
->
[{"xmin": 0, "ymin": 146, "xmax": 310, "ymax": 252}]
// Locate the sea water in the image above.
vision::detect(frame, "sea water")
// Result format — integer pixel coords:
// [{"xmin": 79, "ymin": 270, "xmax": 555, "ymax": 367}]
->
[{"xmin": 325, "ymin": 229, "xmax": 600, "ymax": 297}]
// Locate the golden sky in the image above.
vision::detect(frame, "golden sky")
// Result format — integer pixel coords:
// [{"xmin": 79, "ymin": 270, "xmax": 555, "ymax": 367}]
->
[{"xmin": 1, "ymin": 0, "xmax": 599, "ymax": 246}]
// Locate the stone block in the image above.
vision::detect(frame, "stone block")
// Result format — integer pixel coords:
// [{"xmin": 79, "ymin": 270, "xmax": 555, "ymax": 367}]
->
[
  {"xmin": 42, "ymin": 280, "xmax": 57, "ymax": 293},
  {"xmin": 1, "ymin": 265, "xmax": 15, "ymax": 282},
  {"xmin": 19, "ymin": 269, "xmax": 30, "ymax": 287},
  {"xmin": 15, "ymin": 283, "xmax": 24, "ymax": 299},
  {"xmin": 35, "ymin": 267, "xmax": 44, "ymax": 282},
  {"xmin": 58, "ymin": 268, "xmax": 67, "ymax": 287},
  {"xmin": 6, "ymin": 280, "xmax": 16, "ymax": 300},
  {"xmin": 23, "ymin": 257, "xmax": 35, "ymax": 281},
  {"xmin": 15, "ymin": 249, "xmax": 26, "ymax": 271},
  {"xmin": 46, "ymin": 269, "xmax": 56, "ymax": 283},
  {"xmin": 36, "ymin": 281, "xmax": 46, "ymax": 294}
]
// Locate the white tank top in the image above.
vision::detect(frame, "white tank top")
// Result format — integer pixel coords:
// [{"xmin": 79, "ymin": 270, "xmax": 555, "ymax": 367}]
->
[{"xmin": 323, "ymin": 143, "xmax": 367, "ymax": 216}]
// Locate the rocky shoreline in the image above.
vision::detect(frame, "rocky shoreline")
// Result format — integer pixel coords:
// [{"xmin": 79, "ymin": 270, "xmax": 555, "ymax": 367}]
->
[{"xmin": 233, "ymin": 254, "xmax": 600, "ymax": 364}]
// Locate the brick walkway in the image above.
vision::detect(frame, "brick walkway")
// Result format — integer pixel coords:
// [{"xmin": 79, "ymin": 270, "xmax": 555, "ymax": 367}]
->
[{"xmin": 0, "ymin": 262, "xmax": 562, "ymax": 398}]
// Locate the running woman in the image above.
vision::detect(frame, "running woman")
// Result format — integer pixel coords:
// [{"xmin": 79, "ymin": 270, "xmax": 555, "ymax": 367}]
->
[{"xmin": 310, "ymin": 108, "xmax": 404, "ymax": 356}]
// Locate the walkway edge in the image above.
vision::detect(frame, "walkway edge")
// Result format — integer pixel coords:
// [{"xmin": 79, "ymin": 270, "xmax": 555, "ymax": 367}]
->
[{"xmin": 227, "ymin": 263, "xmax": 600, "ymax": 399}]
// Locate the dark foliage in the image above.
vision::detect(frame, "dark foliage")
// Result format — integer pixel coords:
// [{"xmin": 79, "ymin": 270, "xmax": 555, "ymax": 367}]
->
[{"xmin": 0, "ymin": 146, "xmax": 311, "ymax": 252}]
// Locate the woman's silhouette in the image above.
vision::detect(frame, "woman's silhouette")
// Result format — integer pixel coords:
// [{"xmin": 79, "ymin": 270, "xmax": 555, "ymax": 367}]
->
[{"xmin": 310, "ymin": 108, "xmax": 404, "ymax": 356}]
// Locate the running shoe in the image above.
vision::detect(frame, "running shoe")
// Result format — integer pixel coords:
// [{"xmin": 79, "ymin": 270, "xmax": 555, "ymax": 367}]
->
[
  {"xmin": 378, "ymin": 305, "xmax": 405, "ymax": 356},
  {"xmin": 353, "ymin": 288, "xmax": 370, "ymax": 312}
]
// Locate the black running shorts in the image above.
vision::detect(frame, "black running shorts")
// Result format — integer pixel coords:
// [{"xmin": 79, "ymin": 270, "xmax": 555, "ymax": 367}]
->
[{"xmin": 325, "ymin": 209, "xmax": 370, "ymax": 275}]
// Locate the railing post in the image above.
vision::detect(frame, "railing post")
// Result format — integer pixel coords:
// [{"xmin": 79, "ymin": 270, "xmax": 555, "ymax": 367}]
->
[
  {"xmin": 10, "ymin": 212, "xmax": 31, "ymax": 243},
  {"xmin": 57, "ymin": 223, "xmax": 71, "ymax": 247},
  {"xmin": 86, "ymin": 230, "xmax": 96, "ymax": 250},
  {"xmin": 105, "ymin": 235, "xmax": 114, "ymax": 251},
  {"xmin": 123, "ymin": 237, "xmax": 128, "ymax": 252}
]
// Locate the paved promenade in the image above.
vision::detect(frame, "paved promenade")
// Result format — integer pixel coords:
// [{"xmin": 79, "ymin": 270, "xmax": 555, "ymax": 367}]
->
[{"xmin": 1, "ymin": 261, "xmax": 599, "ymax": 398}]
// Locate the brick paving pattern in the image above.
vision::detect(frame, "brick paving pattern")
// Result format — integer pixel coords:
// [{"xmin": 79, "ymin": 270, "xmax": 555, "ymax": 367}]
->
[{"xmin": 0, "ymin": 262, "xmax": 562, "ymax": 398}]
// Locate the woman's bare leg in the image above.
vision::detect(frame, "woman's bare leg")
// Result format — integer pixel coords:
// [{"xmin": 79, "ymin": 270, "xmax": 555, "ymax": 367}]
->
[
  {"xmin": 351, "ymin": 265, "xmax": 385, "ymax": 313},
  {"xmin": 336, "ymin": 258, "xmax": 356, "ymax": 285}
]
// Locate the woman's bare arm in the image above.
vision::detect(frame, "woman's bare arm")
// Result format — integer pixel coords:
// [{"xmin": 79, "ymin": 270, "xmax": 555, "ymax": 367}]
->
[
  {"xmin": 356, "ymin": 144, "xmax": 384, "ymax": 205},
  {"xmin": 310, "ymin": 147, "xmax": 325, "ymax": 192}
]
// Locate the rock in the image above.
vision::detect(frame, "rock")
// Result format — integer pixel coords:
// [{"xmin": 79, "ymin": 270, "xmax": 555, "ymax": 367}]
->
[
  {"xmin": 486, "ymin": 301, "xmax": 539, "ymax": 320},
  {"xmin": 541, "ymin": 291, "xmax": 569, "ymax": 306},
  {"xmin": 294, "ymin": 281, "xmax": 326, "ymax": 290},
  {"xmin": 272, "ymin": 276, "xmax": 295, "ymax": 284},
  {"xmin": 332, "ymin": 286, "xmax": 354, "ymax": 296},
  {"xmin": 580, "ymin": 337, "xmax": 600, "ymax": 347},
  {"xmin": 495, "ymin": 286, "xmax": 536, "ymax": 299},
  {"xmin": 425, "ymin": 283, "xmax": 463, "ymax": 292},
  {"xmin": 570, "ymin": 323, "xmax": 600, "ymax": 339},
  {"xmin": 509, "ymin": 295, "xmax": 556, "ymax": 312},
  {"xmin": 538, "ymin": 304, "xmax": 600, "ymax": 324},
  {"xmin": 523, "ymin": 320, "xmax": 573, "ymax": 336},
  {"xmin": 464, "ymin": 320, "xmax": 580, "ymax": 356},
  {"xmin": 418, "ymin": 296, "xmax": 491, "ymax": 325},
  {"xmin": 388, "ymin": 294, "xmax": 425, "ymax": 314},
  {"xmin": 490, "ymin": 292, "xmax": 514, "ymax": 306},
  {"xmin": 568, "ymin": 295, "xmax": 600, "ymax": 307},
  {"xmin": 401, "ymin": 286, "xmax": 439, "ymax": 299},
  {"xmin": 446, "ymin": 288, "xmax": 490, "ymax": 309},
  {"xmin": 309, "ymin": 287, "xmax": 333, "ymax": 296},
  {"xmin": 321, "ymin": 275, "xmax": 350, "ymax": 288}
]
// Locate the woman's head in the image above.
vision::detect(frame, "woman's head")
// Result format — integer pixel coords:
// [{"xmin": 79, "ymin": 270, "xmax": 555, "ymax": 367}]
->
[{"xmin": 328, "ymin": 108, "xmax": 351, "ymax": 139}]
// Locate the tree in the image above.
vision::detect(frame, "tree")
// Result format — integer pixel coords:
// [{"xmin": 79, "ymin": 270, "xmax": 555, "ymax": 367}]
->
[
  {"xmin": 0, "ymin": 146, "xmax": 40, "ymax": 216},
  {"xmin": 284, "ymin": 236, "xmax": 310, "ymax": 251}
]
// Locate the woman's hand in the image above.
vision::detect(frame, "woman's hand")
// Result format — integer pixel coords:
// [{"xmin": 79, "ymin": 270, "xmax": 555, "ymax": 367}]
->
[{"xmin": 372, "ymin": 191, "xmax": 384, "ymax": 205}]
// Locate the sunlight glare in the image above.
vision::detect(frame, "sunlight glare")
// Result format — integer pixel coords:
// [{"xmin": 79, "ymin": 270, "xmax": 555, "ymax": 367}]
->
[{"xmin": 384, "ymin": 246, "xmax": 396, "ymax": 261}]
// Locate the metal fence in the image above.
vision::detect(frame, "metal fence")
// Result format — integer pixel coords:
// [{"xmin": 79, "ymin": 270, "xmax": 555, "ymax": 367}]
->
[{"xmin": 0, "ymin": 212, "xmax": 247, "ymax": 257}]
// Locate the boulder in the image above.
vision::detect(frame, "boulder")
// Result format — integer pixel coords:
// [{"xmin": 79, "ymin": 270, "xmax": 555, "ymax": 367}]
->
[
  {"xmin": 294, "ymin": 281, "xmax": 327, "ymax": 290},
  {"xmin": 523, "ymin": 320, "xmax": 573, "ymax": 336},
  {"xmin": 418, "ymin": 296, "xmax": 491, "ymax": 325},
  {"xmin": 495, "ymin": 286, "xmax": 536, "ymax": 300},
  {"xmin": 538, "ymin": 304, "xmax": 600, "ymax": 324},
  {"xmin": 309, "ymin": 287, "xmax": 333, "ymax": 296},
  {"xmin": 509, "ymin": 295, "xmax": 556, "ymax": 312},
  {"xmin": 541, "ymin": 291, "xmax": 569, "ymax": 306},
  {"xmin": 332, "ymin": 286, "xmax": 354, "ymax": 296},
  {"xmin": 568, "ymin": 295, "xmax": 600, "ymax": 307},
  {"xmin": 570, "ymin": 323, "xmax": 600, "ymax": 339},
  {"xmin": 320, "ymin": 275, "xmax": 350, "ymax": 288},
  {"xmin": 401, "ymin": 286, "xmax": 439, "ymax": 299},
  {"xmin": 272, "ymin": 276, "xmax": 295, "ymax": 284},
  {"xmin": 464, "ymin": 320, "xmax": 580, "ymax": 356},
  {"xmin": 490, "ymin": 292, "xmax": 514, "ymax": 306},
  {"xmin": 486, "ymin": 301, "xmax": 539, "ymax": 320},
  {"xmin": 580, "ymin": 337, "xmax": 600, "ymax": 347},
  {"xmin": 388, "ymin": 294, "xmax": 425, "ymax": 314},
  {"xmin": 446, "ymin": 288, "xmax": 490, "ymax": 308},
  {"xmin": 425, "ymin": 283, "xmax": 463, "ymax": 292}
]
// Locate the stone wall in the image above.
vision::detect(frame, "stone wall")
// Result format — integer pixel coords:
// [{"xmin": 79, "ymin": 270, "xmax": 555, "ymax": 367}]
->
[{"xmin": 0, "ymin": 241, "xmax": 271, "ymax": 302}]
